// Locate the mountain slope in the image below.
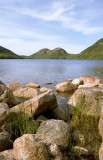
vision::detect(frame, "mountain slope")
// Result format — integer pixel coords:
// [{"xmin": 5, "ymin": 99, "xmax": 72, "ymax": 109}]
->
[
  {"xmin": 28, "ymin": 48, "xmax": 69, "ymax": 59},
  {"xmin": 0, "ymin": 46, "xmax": 22, "ymax": 59},
  {"xmin": 26, "ymin": 38, "xmax": 103, "ymax": 60},
  {"xmin": 78, "ymin": 38, "xmax": 103, "ymax": 60}
]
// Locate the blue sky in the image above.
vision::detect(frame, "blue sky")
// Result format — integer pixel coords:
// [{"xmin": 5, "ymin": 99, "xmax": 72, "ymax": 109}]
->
[{"xmin": 0, "ymin": 0, "xmax": 103, "ymax": 55}]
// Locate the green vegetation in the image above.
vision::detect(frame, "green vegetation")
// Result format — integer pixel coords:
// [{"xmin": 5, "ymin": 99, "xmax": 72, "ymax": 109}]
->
[
  {"xmin": 0, "ymin": 38, "xmax": 103, "ymax": 59},
  {"xmin": 70, "ymin": 96, "xmax": 101, "ymax": 160},
  {"xmin": 77, "ymin": 38, "xmax": 103, "ymax": 60},
  {"xmin": 27, "ymin": 48, "xmax": 69, "ymax": 59},
  {"xmin": 26, "ymin": 38, "xmax": 103, "ymax": 60},
  {"xmin": 0, "ymin": 46, "xmax": 23, "ymax": 59},
  {"xmin": 8, "ymin": 112, "xmax": 38, "ymax": 142}
]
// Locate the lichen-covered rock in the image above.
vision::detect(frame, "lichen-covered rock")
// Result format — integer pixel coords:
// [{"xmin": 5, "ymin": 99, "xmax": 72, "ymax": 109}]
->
[
  {"xmin": 7, "ymin": 82, "xmax": 22, "ymax": 91},
  {"xmin": 36, "ymin": 119, "xmax": 70, "ymax": 150},
  {"xmin": 13, "ymin": 87, "xmax": 37, "ymax": 99},
  {"xmin": 51, "ymin": 107, "xmax": 67, "ymax": 121},
  {"xmin": 0, "ymin": 131, "xmax": 11, "ymax": 152},
  {"xmin": 68, "ymin": 87, "xmax": 103, "ymax": 115},
  {"xmin": 26, "ymin": 82, "xmax": 40, "ymax": 88},
  {"xmin": 10, "ymin": 91, "xmax": 58, "ymax": 118},
  {"xmin": 0, "ymin": 81, "xmax": 18, "ymax": 107},
  {"xmin": 0, "ymin": 149, "xmax": 14, "ymax": 160},
  {"xmin": 13, "ymin": 134, "xmax": 50, "ymax": 160},
  {"xmin": 0, "ymin": 103, "xmax": 9, "ymax": 126},
  {"xmin": 55, "ymin": 82, "xmax": 78, "ymax": 92}
]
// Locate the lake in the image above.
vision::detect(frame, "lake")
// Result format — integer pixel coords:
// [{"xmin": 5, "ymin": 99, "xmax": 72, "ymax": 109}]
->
[
  {"xmin": 0, "ymin": 59, "xmax": 103, "ymax": 114},
  {"xmin": 0, "ymin": 59, "xmax": 103, "ymax": 86}
]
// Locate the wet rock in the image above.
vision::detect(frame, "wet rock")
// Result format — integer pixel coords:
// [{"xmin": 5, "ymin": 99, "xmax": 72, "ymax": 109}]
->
[
  {"xmin": 26, "ymin": 82, "xmax": 40, "ymax": 88},
  {"xmin": 55, "ymin": 82, "xmax": 78, "ymax": 92},
  {"xmin": 45, "ymin": 82, "xmax": 52, "ymax": 85},
  {"xmin": 40, "ymin": 87, "xmax": 52, "ymax": 93}
]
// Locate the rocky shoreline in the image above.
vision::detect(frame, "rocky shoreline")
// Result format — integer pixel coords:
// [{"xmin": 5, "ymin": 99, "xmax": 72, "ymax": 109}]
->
[{"xmin": 0, "ymin": 76, "xmax": 103, "ymax": 160}]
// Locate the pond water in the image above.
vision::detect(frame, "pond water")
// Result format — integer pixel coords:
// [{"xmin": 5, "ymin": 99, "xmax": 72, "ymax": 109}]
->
[{"xmin": 0, "ymin": 59, "xmax": 103, "ymax": 114}]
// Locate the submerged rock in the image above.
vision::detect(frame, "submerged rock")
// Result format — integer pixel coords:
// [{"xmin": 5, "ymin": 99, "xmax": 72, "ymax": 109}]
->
[
  {"xmin": 40, "ymin": 87, "xmax": 52, "ymax": 93},
  {"xmin": 45, "ymin": 82, "xmax": 52, "ymax": 85},
  {"xmin": 26, "ymin": 82, "xmax": 40, "ymax": 88},
  {"xmin": 36, "ymin": 119, "xmax": 70, "ymax": 151}
]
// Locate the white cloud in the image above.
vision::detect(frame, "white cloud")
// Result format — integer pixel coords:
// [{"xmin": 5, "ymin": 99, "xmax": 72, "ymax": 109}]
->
[
  {"xmin": 0, "ymin": 0, "xmax": 103, "ymax": 55},
  {"xmin": 0, "ymin": 36, "xmax": 87, "ymax": 55},
  {"xmin": 4, "ymin": 0, "xmax": 103, "ymax": 35}
]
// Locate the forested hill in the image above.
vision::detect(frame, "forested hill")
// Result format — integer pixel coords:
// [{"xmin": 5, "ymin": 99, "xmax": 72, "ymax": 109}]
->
[
  {"xmin": 26, "ymin": 38, "xmax": 103, "ymax": 60},
  {"xmin": 0, "ymin": 38, "xmax": 103, "ymax": 59},
  {"xmin": 0, "ymin": 46, "xmax": 22, "ymax": 59},
  {"xmin": 78, "ymin": 38, "xmax": 103, "ymax": 60},
  {"xmin": 27, "ymin": 48, "xmax": 69, "ymax": 59}
]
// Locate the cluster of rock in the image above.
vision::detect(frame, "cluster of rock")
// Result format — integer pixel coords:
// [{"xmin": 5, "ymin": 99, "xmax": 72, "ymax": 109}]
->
[
  {"xmin": 0, "ymin": 75, "xmax": 103, "ymax": 160},
  {"xmin": 99, "ymin": 106, "xmax": 103, "ymax": 160}
]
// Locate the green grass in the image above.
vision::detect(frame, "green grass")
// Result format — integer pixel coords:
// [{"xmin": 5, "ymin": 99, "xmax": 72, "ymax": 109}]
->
[
  {"xmin": 8, "ymin": 112, "xmax": 38, "ymax": 142},
  {"xmin": 69, "ymin": 96, "xmax": 101, "ymax": 160}
]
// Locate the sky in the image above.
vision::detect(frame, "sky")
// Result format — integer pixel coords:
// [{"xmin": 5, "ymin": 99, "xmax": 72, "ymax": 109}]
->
[{"xmin": 0, "ymin": 0, "xmax": 103, "ymax": 55}]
